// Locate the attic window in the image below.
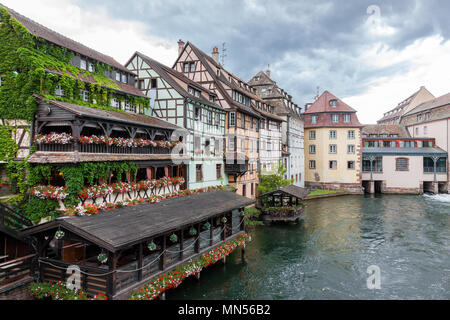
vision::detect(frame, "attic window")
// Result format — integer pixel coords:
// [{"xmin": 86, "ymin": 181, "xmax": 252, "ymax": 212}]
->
[
  {"xmin": 188, "ymin": 86, "xmax": 201, "ymax": 98},
  {"xmin": 330, "ymin": 100, "xmax": 338, "ymax": 107},
  {"xmin": 151, "ymin": 78, "xmax": 157, "ymax": 89},
  {"xmin": 88, "ymin": 63, "xmax": 95, "ymax": 72},
  {"xmin": 80, "ymin": 58, "xmax": 87, "ymax": 70}
]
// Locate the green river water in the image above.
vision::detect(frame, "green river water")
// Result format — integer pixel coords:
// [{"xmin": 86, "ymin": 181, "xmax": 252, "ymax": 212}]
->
[{"xmin": 168, "ymin": 194, "xmax": 449, "ymax": 300}]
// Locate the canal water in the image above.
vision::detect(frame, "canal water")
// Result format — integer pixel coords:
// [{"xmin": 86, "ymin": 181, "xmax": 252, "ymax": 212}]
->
[{"xmin": 168, "ymin": 194, "xmax": 450, "ymax": 300}]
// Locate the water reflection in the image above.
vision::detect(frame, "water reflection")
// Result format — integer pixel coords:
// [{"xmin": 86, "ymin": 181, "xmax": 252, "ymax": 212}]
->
[{"xmin": 168, "ymin": 194, "xmax": 450, "ymax": 300}]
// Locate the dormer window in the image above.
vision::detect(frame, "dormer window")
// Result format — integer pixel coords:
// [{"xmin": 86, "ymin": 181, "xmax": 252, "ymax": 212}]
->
[
  {"xmin": 188, "ymin": 86, "xmax": 201, "ymax": 98},
  {"xmin": 330, "ymin": 99, "xmax": 338, "ymax": 107},
  {"xmin": 80, "ymin": 90, "xmax": 89, "ymax": 102},
  {"xmin": 88, "ymin": 63, "xmax": 95, "ymax": 72},
  {"xmin": 311, "ymin": 115, "xmax": 318, "ymax": 124},
  {"xmin": 80, "ymin": 58, "xmax": 87, "ymax": 70},
  {"xmin": 115, "ymin": 71, "xmax": 121, "ymax": 82},
  {"xmin": 110, "ymin": 98, "xmax": 120, "ymax": 108},
  {"xmin": 121, "ymin": 74, "xmax": 127, "ymax": 84},
  {"xmin": 332, "ymin": 114, "xmax": 339, "ymax": 123},
  {"xmin": 209, "ymin": 95, "xmax": 215, "ymax": 102},
  {"xmin": 343, "ymin": 114, "xmax": 351, "ymax": 123},
  {"xmin": 54, "ymin": 85, "xmax": 64, "ymax": 97}
]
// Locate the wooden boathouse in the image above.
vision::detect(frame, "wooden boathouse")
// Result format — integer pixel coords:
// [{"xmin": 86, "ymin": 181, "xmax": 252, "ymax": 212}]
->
[
  {"xmin": 258, "ymin": 185, "xmax": 308, "ymax": 223},
  {"xmin": 21, "ymin": 190, "xmax": 253, "ymax": 299}
]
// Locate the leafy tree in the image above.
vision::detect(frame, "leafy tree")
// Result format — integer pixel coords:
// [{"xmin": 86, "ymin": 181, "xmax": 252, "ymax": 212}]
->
[{"xmin": 257, "ymin": 160, "xmax": 294, "ymax": 194}]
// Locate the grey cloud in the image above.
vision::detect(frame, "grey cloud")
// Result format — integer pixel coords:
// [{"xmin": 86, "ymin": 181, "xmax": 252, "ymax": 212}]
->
[{"xmin": 73, "ymin": 0, "xmax": 450, "ymax": 109}]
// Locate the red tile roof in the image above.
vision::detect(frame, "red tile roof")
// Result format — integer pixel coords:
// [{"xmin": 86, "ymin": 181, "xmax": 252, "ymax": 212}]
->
[
  {"xmin": 303, "ymin": 91, "xmax": 357, "ymax": 114},
  {"xmin": 302, "ymin": 91, "xmax": 361, "ymax": 128}
]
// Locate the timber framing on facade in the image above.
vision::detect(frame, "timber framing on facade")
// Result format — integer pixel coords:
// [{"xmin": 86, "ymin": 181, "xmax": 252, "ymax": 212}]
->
[
  {"xmin": 125, "ymin": 51, "xmax": 228, "ymax": 189},
  {"xmin": 249, "ymin": 70, "xmax": 305, "ymax": 187}
]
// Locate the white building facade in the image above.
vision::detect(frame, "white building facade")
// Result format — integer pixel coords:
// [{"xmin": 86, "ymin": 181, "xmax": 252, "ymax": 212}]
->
[{"xmin": 249, "ymin": 71, "xmax": 304, "ymax": 186}]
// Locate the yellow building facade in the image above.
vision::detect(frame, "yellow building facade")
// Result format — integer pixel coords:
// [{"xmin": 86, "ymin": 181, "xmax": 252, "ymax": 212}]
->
[{"xmin": 303, "ymin": 91, "xmax": 363, "ymax": 193}]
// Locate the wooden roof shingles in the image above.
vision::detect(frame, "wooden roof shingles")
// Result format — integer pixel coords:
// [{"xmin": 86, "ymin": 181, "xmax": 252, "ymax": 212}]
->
[{"xmin": 23, "ymin": 190, "xmax": 254, "ymax": 251}]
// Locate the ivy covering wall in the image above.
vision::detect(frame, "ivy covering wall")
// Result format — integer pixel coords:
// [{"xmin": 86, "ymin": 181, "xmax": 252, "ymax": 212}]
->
[
  {"xmin": 25, "ymin": 161, "xmax": 138, "ymax": 222},
  {"xmin": 0, "ymin": 7, "xmax": 148, "ymax": 220},
  {"xmin": 0, "ymin": 6, "xmax": 149, "ymax": 121}
]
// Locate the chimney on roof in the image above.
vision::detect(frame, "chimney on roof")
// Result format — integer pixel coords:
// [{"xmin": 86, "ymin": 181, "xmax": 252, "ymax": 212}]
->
[
  {"xmin": 212, "ymin": 47, "xmax": 219, "ymax": 64},
  {"xmin": 177, "ymin": 39, "xmax": 185, "ymax": 56},
  {"xmin": 266, "ymin": 69, "xmax": 271, "ymax": 78}
]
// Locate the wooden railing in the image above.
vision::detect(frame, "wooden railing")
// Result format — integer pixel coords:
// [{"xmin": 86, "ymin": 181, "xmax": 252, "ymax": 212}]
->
[
  {"xmin": 0, "ymin": 203, "xmax": 32, "ymax": 232},
  {"xmin": 0, "ymin": 254, "xmax": 35, "ymax": 291},
  {"xmin": 39, "ymin": 258, "xmax": 110, "ymax": 298},
  {"xmin": 37, "ymin": 143, "xmax": 172, "ymax": 155}
]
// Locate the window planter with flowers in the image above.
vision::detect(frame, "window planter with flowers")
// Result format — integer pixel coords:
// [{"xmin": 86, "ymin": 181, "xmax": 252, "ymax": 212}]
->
[
  {"xmin": 29, "ymin": 281, "xmax": 108, "ymax": 300},
  {"xmin": 35, "ymin": 132, "xmax": 181, "ymax": 155},
  {"xmin": 129, "ymin": 234, "xmax": 250, "ymax": 300}
]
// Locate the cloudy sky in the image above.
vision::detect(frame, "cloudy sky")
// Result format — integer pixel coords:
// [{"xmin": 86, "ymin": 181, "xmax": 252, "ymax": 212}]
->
[{"xmin": 3, "ymin": 0, "xmax": 450, "ymax": 123}]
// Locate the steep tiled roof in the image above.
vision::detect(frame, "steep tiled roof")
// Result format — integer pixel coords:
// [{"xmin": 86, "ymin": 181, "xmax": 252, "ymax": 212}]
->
[
  {"xmin": 34, "ymin": 95, "xmax": 180, "ymax": 130},
  {"xmin": 130, "ymin": 52, "xmax": 223, "ymax": 110},
  {"xmin": 248, "ymin": 71, "xmax": 276, "ymax": 87},
  {"xmin": 3, "ymin": 4, "xmax": 131, "ymax": 73},
  {"xmin": 377, "ymin": 88, "xmax": 422, "ymax": 123},
  {"xmin": 179, "ymin": 42, "xmax": 263, "ymax": 119},
  {"xmin": 302, "ymin": 91, "xmax": 361, "ymax": 128},
  {"xmin": 46, "ymin": 68, "xmax": 145, "ymax": 97},
  {"xmin": 403, "ymin": 92, "xmax": 450, "ymax": 116},
  {"xmin": 303, "ymin": 91, "xmax": 357, "ymax": 114},
  {"xmin": 362, "ymin": 124, "xmax": 410, "ymax": 137}
]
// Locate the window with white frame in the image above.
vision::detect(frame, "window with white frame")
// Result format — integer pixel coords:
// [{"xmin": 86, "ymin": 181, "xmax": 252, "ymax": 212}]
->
[
  {"xmin": 348, "ymin": 130, "xmax": 355, "ymax": 139},
  {"xmin": 121, "ymin": 74, "xmax": 127, "ymax": 84},
  {"xmin": 309, "ymin": 130, "xmax": 316, "ymax": 140},
  {"xmin": 110, "ymin": 98, "xmax": 120, "ymax": 108},
  {"xmin": 311, "ymin": 115, "xmax": 318, "ymax": 124},
  {"xmin": 330, "ymin": 130, "xmax": 337, "ymax": 139},
  {"xmin": 80, "ymin": 59, "xmax": 87, "ymax": 70},
  {"xmin": 207, "ymin": 110, "xmax": 213, "ymax": 124},
  {"xmin": 329, "ymin": 160, "xmax": 337, "ymax": 169},
  {"xmin": 309, "ymin": 160, "xmax": 316, "ymax": 169},
  {"xmin": 347, "ymin": 145, "xmax": 355, "ymax": 154},
  {"xmin": 80, "ymin": 90, "xmax": 89, "ymax": 102},
  {"xmin": 343, "ymin": 114, "xmax": 351, "ymax": 123},
  {"xmin": 329, "ymin": 144, "xmax": 337, "ymax": 154},
  {"xmin": 332, "ymin": 114, "xmax": 339, "ymax": 123},
  {"xmin": 88, "ymin": 63, "xmax": 95, "ymax": 72},
  {"xmin": 54, "ymin": 85, "xmax": 64, "ymax": 97},
  {"xmin": 309, "ymin": 145, "xmax": 316, "ymax": 154},
  {"xmin": 115, "ymin": 72, "xmax": 121, "ymax": 82}
]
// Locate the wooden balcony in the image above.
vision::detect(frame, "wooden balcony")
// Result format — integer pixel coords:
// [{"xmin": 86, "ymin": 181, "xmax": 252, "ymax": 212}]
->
[
  {"xmin": 225, "ymin": 163, "xmax": 249, "ymax": 175},
  {"xmin": 36, "ymin": 143, "xmax": 174, "ymax": 155}
]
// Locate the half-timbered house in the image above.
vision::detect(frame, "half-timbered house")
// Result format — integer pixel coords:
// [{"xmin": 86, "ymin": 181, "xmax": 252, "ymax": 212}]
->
[
  {"xmin": 173, "ymin": 41, "xmax": 265, "ymax": 199},
  {"xmin": 249, "ymin": 71, "xmax": 305, "ymax": 186},
  {"xmin": 125, "ymin": 52, "xmax": 227, "ymax": 189}
]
